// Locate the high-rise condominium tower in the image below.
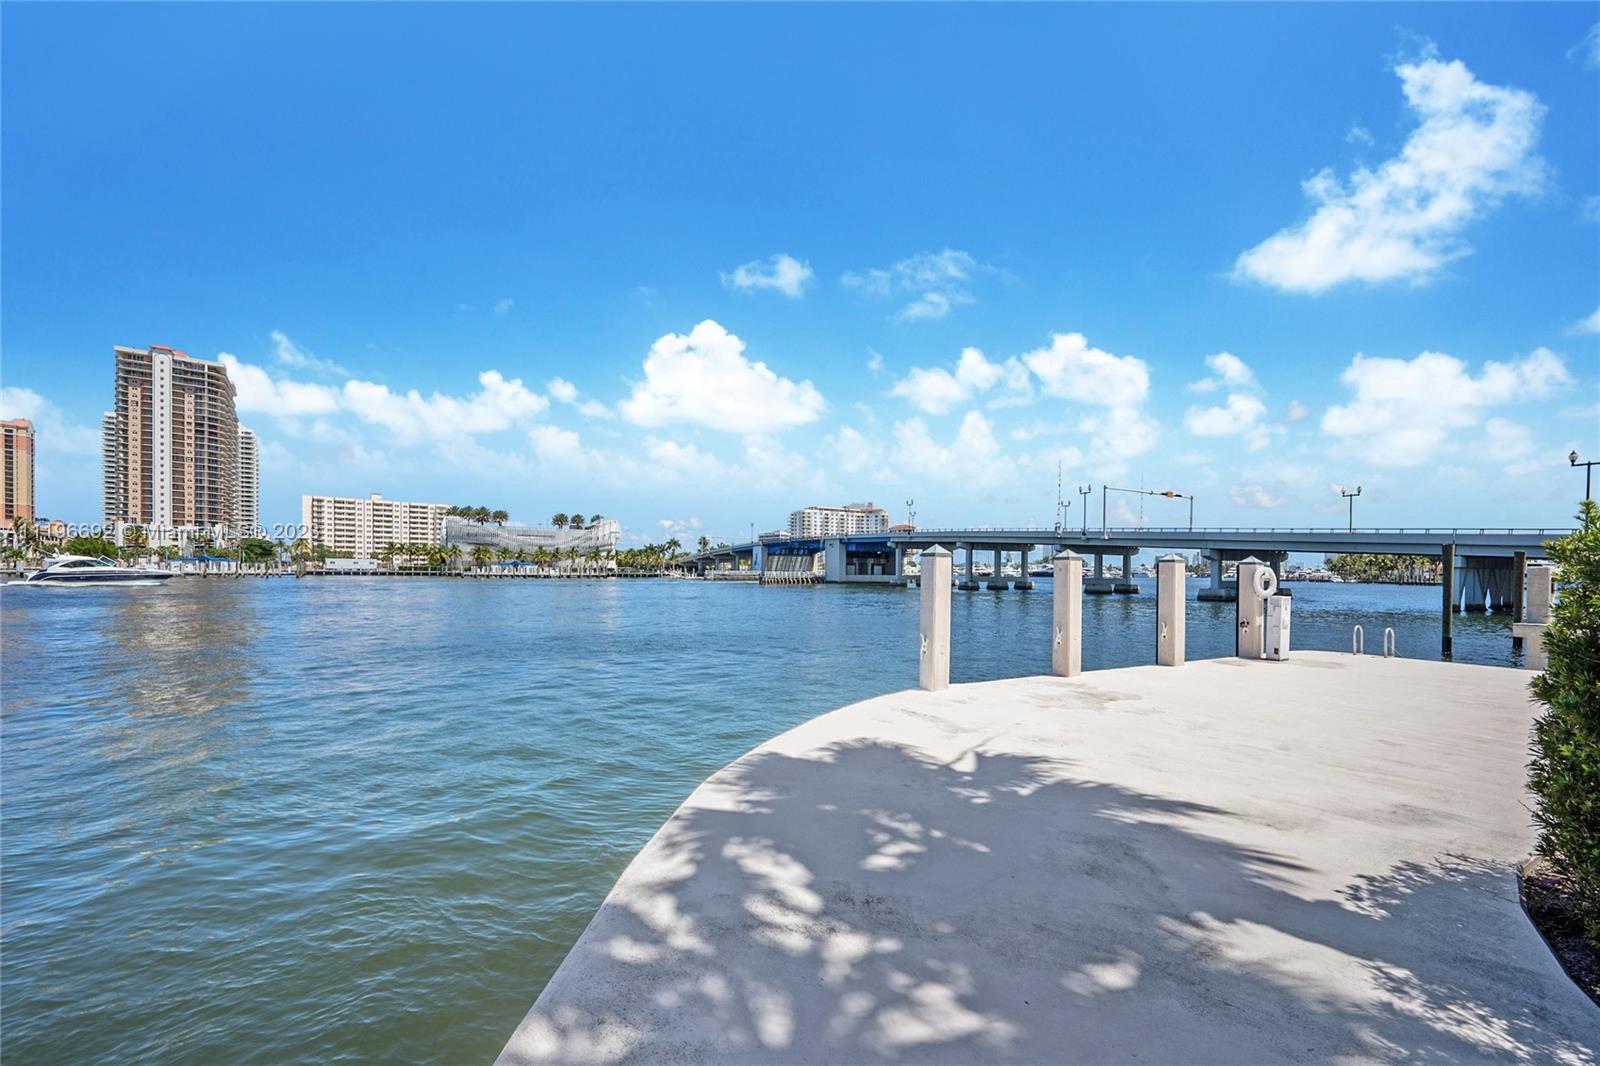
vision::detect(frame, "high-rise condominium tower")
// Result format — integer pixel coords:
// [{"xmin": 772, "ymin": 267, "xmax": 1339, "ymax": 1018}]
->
[
  {"xmin": 237, "ymin": 426, "xmax": 260, "ymax": 535},
  {"xmin": 102, "ymin": 344, "xmax": 249, "ymax": 531},
  {"xmin": 2, "ymin": 418, "xmax": 35, "ymax": 523}
]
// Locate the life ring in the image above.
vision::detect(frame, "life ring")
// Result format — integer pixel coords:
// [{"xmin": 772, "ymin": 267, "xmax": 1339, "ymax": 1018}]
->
[{"xmin": 1253, "ymin": 565, "xmax": 1278, "ymax": 599}]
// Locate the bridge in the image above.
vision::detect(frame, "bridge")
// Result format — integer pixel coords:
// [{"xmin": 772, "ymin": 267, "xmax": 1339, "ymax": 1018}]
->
[{"xmin": 684, "ymin": 525, "xmax": 1567, "ymax": 655}]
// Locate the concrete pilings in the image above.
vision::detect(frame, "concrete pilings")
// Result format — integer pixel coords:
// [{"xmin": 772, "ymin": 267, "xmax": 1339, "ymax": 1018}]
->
[
  {"xmin": 958, "ymin": 544, "xmax": 980, "ymax": 591},
  {"xmin": 1085, "ymin": 552, "xmax": 1114, "ymax": 595},
  {"xmin": 1014, "ymin": 547, "xmax": 1034, "ymax": 590},
  {"xmin": 1114, "ymin": 550, "xmax": 1140, "ymax": 594},
  {"xmin": 987, "ymin": 548, "xmax": 1008, "ymax": 590},
  {"xmin": 1053, "ymin": 551, "xmax": 1083, "ymax": 677},
  {"xmin": 1156, "ymin": 554, "xmax": 1186, "ymax": 667},
  {"xmin": 919, "ymin": 547, "xmax": 952, "ymax": 691}
]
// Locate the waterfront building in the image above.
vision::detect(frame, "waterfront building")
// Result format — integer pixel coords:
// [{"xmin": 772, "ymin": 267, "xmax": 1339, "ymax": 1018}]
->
[
  {"xmin": 787, "ymin": 502, "xmax": 889, "ymax": 538},
  {"xmin": 102, "ymin": 344, "xmax": 243, "ymax": 532},
  {"xmin": 443, "ymin": 515, "xmax": 621, "ymax": 558},
  {"xmin": 237, "ymin": 427, "xmax": 260, "ymax": 536},
  {"xmin": 2, "ymin": 418, "xmax": 35, "ymax": 522},
  {"xmin": 301, "ymin": 493, "xmax": 452, "ymax": 558}
]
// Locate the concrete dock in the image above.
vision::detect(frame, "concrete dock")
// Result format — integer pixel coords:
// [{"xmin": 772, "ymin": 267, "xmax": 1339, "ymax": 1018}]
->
[{"xmin": 498, "ymin": 653, "xmax": 1600, "ymax": 1064}]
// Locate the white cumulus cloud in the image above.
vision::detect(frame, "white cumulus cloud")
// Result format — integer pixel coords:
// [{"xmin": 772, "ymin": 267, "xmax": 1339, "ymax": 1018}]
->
[
  {"xmin": 1185, "ymin": 393, "xmax": 1271, "ymax": 450},
  {"xmin": 1321, "ymin": 346, "xmax": 1571, "ymax": 464},
  {"xmin": 1234, "ymin": 53, "xmax": 1545, "ymax": 293},
  {"xmin": 1230, "ymin": 482, "xmax": 1288, "ymax": 508},
  {"xmin": 843, "ymin": 249, "xmax": 985, "ymax": 321},
  {"xmin": 271, "ymin": 330, "xmax": 348, "ymax": 376},
  {"xmin": 893, "ymin": 411, "xmax": 1003, "ymax": 480},
  {"xmin": 1572, "ymin": 306, "xmax": 1600, "ymax": 336},
  {"xmin": 619, "ymin": 319, "xmax": 825, "ymax": 433},
  {"xmin": 1187, "ymin": 351, "xmax": 1257, "ymax": 393},
  {"xmin": 1021, "ymin": 332, "xmax": 1150, "ymax": 409},
  {"xmin": 891, "ymin": 347, "xmax": 1032, "ymax": 414},
  {"xmin": 722, "ymin": 253, "xmax": 814, "ymax": 299}
]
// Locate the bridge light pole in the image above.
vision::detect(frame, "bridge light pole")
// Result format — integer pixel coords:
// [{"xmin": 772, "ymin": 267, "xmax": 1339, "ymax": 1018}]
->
[
  {"xmin": 1570, "ymin": 451, "xmax": 1596, "ymax": 501},
  {"xmin": 1341, "ymin": 485, "xmax": 1362, "ymax": 533},
  {"xmin": 1158, "ymin": 490, "xmax": 1194, "ymax": 532},
  {"xmin": 1078, "ymin": 485, "xmax": 1092, "ymax": 536}
]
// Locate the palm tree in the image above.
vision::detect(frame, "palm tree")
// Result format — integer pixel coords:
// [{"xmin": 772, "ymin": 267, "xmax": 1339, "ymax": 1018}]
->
[
  {"xmin": 492, "ymin": 509, "xmax": 509, "ymax": 527},
  {"xmin": 697, "ymin": 534, "xmax": 711, "ymax": 553},
  {"xmin": 445, "ymin": 544, "xmax": 463, "ymax": 572},
  {"xmin": 570, "ymin": 511, "xmax": 587, "ymax": 528},
  {"xmin": 12, "ymin": 516, "xmax": 40, "ymax": 560},
  {"xmin": 664, "ymin": 537, "xmax": 681, "ymax": 561},
  {"xmin": 552, "ymin": 513, "xmax": 568, "ymax": 530},
  {"xmin": 470, "ymin": 544, "xmax": 493, "ymax": 568},
  {"xmin": 470, "ymin": 506, "xmax": 490, "ymax": 525},
  {"xmin": 124, "ymin": 524, "xmax": 148, "ymax": 556}
]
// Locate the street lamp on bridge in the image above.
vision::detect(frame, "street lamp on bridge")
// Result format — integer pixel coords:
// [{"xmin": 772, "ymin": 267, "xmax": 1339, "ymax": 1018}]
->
[
  {"xmin": 1101, "ymin": 485, "xmax": 1194, "ymax": 537},
  {"xmin": 1570, "ymin": 451, "xmax": 1596, "ymax": 501},
  {"xmin": 1341, "ymin": 485, "xmax": 1362, "ymax": 533},
  {"xmin": 1078, "ymin": 485, "xmax": 1092, "ymax": 536}
]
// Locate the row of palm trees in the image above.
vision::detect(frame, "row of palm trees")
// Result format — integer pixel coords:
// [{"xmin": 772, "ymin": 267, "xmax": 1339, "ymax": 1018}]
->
[
  {"xmin": 551, "ymin": 513, "xmax": 604, "ymax": 530},
  {"xmin": 447, "ymin": 505, "xmax": 509, "ymax": 526}
]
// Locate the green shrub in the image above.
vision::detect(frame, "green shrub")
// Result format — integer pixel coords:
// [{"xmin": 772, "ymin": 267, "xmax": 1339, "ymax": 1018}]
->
[{"xmin": 1529, "ymin": 499, "xmax": 1600, "ymax": 943}]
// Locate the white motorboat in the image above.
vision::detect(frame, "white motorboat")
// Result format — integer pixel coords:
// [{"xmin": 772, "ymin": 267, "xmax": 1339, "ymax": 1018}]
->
[{"xmin": 22, "ymin": 555, "xmax": 174, "ymax": 585}]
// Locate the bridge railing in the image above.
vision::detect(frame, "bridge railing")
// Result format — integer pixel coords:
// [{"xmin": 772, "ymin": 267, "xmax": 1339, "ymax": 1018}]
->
[{"xmin": 898, "ymin": 526, "xmax": 1568, "ymax": 537}]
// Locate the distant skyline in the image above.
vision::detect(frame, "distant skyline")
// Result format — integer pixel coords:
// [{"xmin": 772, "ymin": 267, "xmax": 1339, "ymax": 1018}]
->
[{"xmin": 2, "ymin": 5, "xmax": 1597, "ymax": 546}]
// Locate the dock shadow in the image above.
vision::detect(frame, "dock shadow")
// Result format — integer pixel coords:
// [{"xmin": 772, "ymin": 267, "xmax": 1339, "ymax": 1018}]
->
[{"xmin": 502, "ymin": 740, "xmax": 1598, "ymax": 1063}]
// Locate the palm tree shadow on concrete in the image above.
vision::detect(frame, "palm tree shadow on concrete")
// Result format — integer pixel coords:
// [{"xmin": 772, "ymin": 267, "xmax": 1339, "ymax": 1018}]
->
[{"xmin": 504, "ymin": 741, "xmax": 1599, "ymax": 1064}]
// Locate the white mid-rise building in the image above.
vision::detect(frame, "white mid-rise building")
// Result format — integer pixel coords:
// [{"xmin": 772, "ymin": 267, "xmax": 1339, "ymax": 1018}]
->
[
  {"xmin": 237, "ymin": 427, "xmax": 260, "ymax": 536},
  {"xmin": 301, "ymin": 493, "xmax": 452, "ymax": 558},
  {"xmin": 787, "ymin": 502, "xmax": 890, "ymax": 538}
]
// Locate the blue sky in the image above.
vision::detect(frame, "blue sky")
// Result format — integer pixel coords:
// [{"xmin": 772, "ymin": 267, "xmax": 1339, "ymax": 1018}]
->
[{"xmin": 3, "ymin": 4, "xmax": 1597, "ymax": 544}]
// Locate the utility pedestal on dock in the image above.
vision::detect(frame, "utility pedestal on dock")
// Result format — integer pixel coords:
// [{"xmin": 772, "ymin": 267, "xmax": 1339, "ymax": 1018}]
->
[
  {"xmin": 1156, "ymin": 554, "xmax": 1186, "ymax": 667},
  {"xmin": 1512, "ymin": 564, "xmax": 1555, "ymax": 671},
  {"xmin": 1236, "ymin": 557, "xmax": 1267, "ymax": 660},
  {"xmin": 1052, "ymin": 551, "xmax": 1083, "ymax": 677},
  {"xmin": 919, "ymin": 547, "xmax": 952, "ymax": 691}
]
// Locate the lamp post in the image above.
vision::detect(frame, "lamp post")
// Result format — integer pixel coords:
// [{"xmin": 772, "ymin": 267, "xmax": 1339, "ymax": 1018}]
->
[
  {"xmin": 1103, "ymin": 485, "xmax": 1192, "ymax": 536},
  {"xmin": 1078, "ymin": 485, "xmax": 1092, "ymax": 536},
  {"xmin": 1341, "ymin": 485, "xmax": 1362, "ymax": 533},
  {"xmin": 1571, "ymin": 451, "xmax": 1596, "ymax": 501}
]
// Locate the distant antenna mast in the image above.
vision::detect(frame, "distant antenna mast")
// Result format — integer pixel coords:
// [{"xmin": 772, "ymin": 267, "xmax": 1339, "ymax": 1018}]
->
[
  {"xmin": 1054, "ymin": 462, "xmax": 1064, "ymax": 535},
  {"xmin": 906, "ymin": 498, "xmax": 916, "ymax": 528}
]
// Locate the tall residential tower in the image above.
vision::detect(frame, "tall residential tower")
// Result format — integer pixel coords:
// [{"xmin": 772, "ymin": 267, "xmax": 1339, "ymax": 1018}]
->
[
  {"xmin": 237, "ymin": 426, "xmax": 260, "ymax": 535},
  {"xmin": 2, "ymin": 418, "xmax": 35, "ymax": 523},
  {"xmin": 102, "ymin": 344, "xmax": 253, "ymax": 532}
]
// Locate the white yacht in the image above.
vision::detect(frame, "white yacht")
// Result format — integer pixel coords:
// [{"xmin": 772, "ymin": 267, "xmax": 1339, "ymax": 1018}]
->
[{"xmin": 23, "ymin": 555, "xmax": 174, "ymax": 585}]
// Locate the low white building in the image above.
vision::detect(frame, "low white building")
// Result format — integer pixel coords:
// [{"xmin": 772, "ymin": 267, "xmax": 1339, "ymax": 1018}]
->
[
  {"xmin": 787, "ymin": 503, "xmax": 889, "ymax": 539},
  {"xmin": 301, "ymin": 493, "xmax": 452, "ymax": 559}
]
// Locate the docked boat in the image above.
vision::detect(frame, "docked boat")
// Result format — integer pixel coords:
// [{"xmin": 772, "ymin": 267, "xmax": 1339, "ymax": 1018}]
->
[{"xmin": 23, "ymin": 555, "xmax": 174, "ymax": 585}]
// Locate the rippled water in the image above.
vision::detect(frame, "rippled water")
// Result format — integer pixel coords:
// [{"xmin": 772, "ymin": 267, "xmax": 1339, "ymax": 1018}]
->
[{"xmin": 0, "ymin": 576, "xmax": 1525, "ymax": 1063}]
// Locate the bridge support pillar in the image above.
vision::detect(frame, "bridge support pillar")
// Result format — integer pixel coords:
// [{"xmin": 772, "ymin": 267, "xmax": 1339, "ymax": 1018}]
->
[
  {"xmin": 1014, "ymin": 547, "xmax": 1034, "ymax": 590},
  {"xmin": 1156, "ymin": 554, "xmax": 1186, "ymax": 667},
  {"xmin": 1114, "ymin": 550, "xmax": 1139, "ymax": 593},
  {"xmin": 1197, "ymin": 549, "xmax": 1233, "ymax": 601},
  {"xmin": 1053, "ymin": 551, "xmax": 1083, "ymax": 677},
  {"xmin": 1086, "ymin": 551, "xmax": 1114, "ymax": 595},
  {"xmin": 919, "ymin": 547, "xmax": 952, "ymax": 691},
  {"xmin": 893, "ymin": 545, "xmax": 905, "ymax": 585},
  {"xmin": 958, "ymin": 544, "xmax": 979, "ymax": 591},
  {"xmin": 987, "ymin": 548, "xmax": 1008, "ymax": 590}
]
